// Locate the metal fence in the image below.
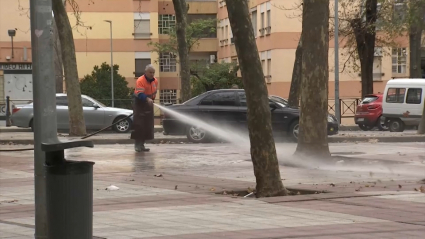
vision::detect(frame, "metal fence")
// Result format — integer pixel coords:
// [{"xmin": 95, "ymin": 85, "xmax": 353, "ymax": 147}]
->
[{"xmin": 328, "ymin": 98, "xmax": 361, "ymax": 119}]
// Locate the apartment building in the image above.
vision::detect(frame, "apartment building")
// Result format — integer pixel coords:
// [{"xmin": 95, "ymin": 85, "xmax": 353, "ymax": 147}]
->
[
  {"xmin": 0, "ymin": 0, "xmax": 218, "ymax": 106},
  {"xmin": 217, "ymin": 0, "xmax": 421, "ymax": 99}
]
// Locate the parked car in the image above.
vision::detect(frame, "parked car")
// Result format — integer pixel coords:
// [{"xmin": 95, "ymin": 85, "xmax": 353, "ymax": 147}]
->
[
  {"xmin": 162, "ymin": 89, "xmax": 339, "ymax": 142},
  {"xmin": 382, "ymin": 78, "xmax": 425, "ymax": 132},
  {"xmin": 10, "ymin": 93, "xmax": 133, "ymax": 133},
  {"xmin": 354, "ymin": 93, "xmax": 388, "ymax": 131}
]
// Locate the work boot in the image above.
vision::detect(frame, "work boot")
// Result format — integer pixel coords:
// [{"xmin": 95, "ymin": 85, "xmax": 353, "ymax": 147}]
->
[
  {"xmin": 141, "ymin": 142, "xmax": 150, "ymax": 152},
  {"xmin": 135, "ymin": 141, "xmax": 150, "ymax": 152}
]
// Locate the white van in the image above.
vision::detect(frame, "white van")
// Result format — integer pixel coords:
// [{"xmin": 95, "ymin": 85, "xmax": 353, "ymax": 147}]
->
[{"xmin": 382, "ymin": 78, "xmax": 425, "ymax": 132}]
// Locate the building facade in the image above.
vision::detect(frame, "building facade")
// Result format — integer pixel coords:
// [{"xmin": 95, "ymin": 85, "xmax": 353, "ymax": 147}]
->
[{"xmin": 0, "ymin": 0, "xmax": 423, "ymax": 109}]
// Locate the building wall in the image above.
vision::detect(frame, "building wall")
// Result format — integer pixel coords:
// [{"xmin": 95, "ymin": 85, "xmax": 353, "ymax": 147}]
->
[
  {"xmin": 217, "ymin": 0, "xmax": 411, "ymax": 99},
  {"xmin": 0, "ymin": 0, "xmax": 218, "ymax": 108}
]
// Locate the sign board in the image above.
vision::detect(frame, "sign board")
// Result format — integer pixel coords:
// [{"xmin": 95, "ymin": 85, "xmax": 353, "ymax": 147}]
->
[{"xmin": 0, "ymin": 63, "xmax": 32, "ymax": 71}]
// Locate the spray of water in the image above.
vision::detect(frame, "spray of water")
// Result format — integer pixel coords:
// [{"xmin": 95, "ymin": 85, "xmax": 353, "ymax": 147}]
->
[
  {"xmin": 155, "ymin": 103, "xmax": 425, "ymax": 179},
  {"xmin": 154, "ymin": 103, "xmax": 250, "ymax": 148}
]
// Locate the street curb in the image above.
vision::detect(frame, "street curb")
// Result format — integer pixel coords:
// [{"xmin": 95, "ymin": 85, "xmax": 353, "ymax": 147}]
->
[
  {"xmin": 0, "ymin": 127, "xmax": 164, "ymax": 133},
  {"xmin": 2, "ymin": 135, "xmax": 425, "ymax": 146}
]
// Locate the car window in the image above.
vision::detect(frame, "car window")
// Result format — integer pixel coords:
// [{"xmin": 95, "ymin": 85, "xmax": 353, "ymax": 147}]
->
[
  {"xmin": 361, "ymin": 96, "xmax": 379, "ymax": 104},
  {"xmin": 406, "ymin": 88, "xmax": 422, "ymax": 104},
  {"xmin": 82, "ymin": 98, "xmax": 95, "ymax": 107},
  {"xmin": 200, "ymin": 92, "xmax": 237, "ymax": 106},
  {"xmin": 386, "ymin": 88, "xmax": 405, "ymax": 103},
  {"xmin": 238, "ymin": 92, "xmax": 247, "ymax": 106},
  {"xmin": 56, "ymin": 96, "xmax": 68, "ymax": 106}
]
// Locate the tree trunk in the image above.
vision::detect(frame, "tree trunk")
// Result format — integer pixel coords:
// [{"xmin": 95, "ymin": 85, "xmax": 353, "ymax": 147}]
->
[
  {"xmin": 409, "ymin": 0, "xmax": 424, "ymax": 79},
  {"xmin": 225, "ymin": 0, "xmax": 287, "ymax": 197},
  {"xmin": 413, "ymin": 1, "xmax": 425, "ymax": 134},
  {"xmin": 295, "ymin": 0, "xmax": 330, "ymax": 158},
  {"xmin": 288, "ymin": 36, "xmax": 302, "ymax": 107},
  {"xmin": 172, "ymin": 0, "xmax": 191, "ymax": 103},
  {"xmin": 53, "ymin": 19, "xmax": 63, "ymax": 93},
  {"xmin": 52, "ymin": 0, "xmax": 86, "ymax": 136},
  {"xmin": 350, "ymin": 0, "xmax": 378, "ymax": 98}
]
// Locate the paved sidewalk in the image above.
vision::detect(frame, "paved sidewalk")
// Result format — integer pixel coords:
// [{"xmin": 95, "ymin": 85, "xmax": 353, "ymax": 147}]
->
[
  {"xmin": 1, "ymin": 130, "xmax": 424, "ymax": 146},
  {"xmin": 1, "ymin": 142, "xmax": 424, "ymax": 238}
]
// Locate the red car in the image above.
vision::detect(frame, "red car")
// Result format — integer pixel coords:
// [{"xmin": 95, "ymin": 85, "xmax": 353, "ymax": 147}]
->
[{"xmin": 354, "ymin": 93, "xmax": 388, "ymax": 131}]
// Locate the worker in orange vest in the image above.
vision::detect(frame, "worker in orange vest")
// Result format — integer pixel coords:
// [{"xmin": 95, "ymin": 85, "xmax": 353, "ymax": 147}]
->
[{"xmin": 131, "ymin": 64, "xmax": 158, "ymax": 152}]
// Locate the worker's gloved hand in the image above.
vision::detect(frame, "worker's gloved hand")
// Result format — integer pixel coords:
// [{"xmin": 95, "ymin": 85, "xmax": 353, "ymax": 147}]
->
[{"xmin": 136, "ymin": 93, "xmax": 147, "ymax": 101}]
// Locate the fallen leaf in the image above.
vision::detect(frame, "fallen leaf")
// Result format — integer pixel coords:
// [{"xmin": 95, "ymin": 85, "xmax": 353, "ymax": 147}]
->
[
  {"xmin": 247, "ymin": 187, "xmax": 254, "ymax": 193},
  {"xmin": 414, "ymin": 188, "xmax": 419, "ymax": 191},
  {"xmin": 398, "ymin": 185, "xmax": 402, "ymax": 189},
  {"xmin": 222, "ymin": 191, "xmax": 228, "ymax": 195},
  {"xmin": 154, "ymin": 174, "xmax": 163, "ymax": 177},
  {"xmin": 330, "ymin": 183, "xmax": 336, "ymax": 187},
  {"xmin": 420, "ymin": 186, "xmax": 425, "ymax": 193},
  {"xmin": 175, "ymin": 185, "xmax": 178, "ymax": 190},
  {"xmin": 365, "ymin": 185, "xmax": 370, "ymax": 187},
  {"xmin": 210, "ymin": 187, "xmax": 215, "ymax": 191},
  {"xmin": 129, "ymin": 179, "xmax": 135, "ymax": 181}
]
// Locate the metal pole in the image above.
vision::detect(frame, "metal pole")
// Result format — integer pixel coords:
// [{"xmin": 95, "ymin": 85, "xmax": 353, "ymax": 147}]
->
[
  {"xmin": 5, "ymin": 96, "xmax": 11, "ymax": 127},
  {"xmin": 334, "ymin": 0, "xmax": 341, "ymax": 124},
  {"xmin": 110, "ymin": 22, "xmax": 114, "ymax": 107},
  {"xmin": 11, "ymin": 37, "xmax": 14, "ymax": 58},
  {"xmin": 30, "ymin": 0, "xmax": 61, "ymax": 238}
]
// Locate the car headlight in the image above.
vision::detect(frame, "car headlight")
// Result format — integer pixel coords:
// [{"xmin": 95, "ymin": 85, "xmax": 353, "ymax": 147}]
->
[{"xmin": 327, "ymin": 115, "xmax": 336, "ymax": 122}]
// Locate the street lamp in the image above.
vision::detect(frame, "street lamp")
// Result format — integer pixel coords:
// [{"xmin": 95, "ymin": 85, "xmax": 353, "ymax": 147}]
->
[
  {"xmin": 104, "ymin": 20, "xmax": 114, "ymax": 107},
  {"xmin": 8, "ymin": 29, "xmax": 16, "ymax": 59},
  {"xmin": 334, "ymin": 0, "xmax": 341, "ymax": 124}
]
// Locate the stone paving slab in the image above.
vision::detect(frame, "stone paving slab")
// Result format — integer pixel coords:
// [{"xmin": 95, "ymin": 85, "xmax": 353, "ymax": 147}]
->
[{"xmin": 0, "ymin": 143, "xmax": 425, "ymax": 238}]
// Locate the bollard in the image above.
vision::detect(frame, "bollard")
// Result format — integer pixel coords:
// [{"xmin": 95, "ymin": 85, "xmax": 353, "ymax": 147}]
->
[
  {"xmin": 42, "ymin": 140, "xmax": 94, "ymax": 239},
  {"xmin": 5, "ymin": 96, "xmax": 11, "ymax": 127}
]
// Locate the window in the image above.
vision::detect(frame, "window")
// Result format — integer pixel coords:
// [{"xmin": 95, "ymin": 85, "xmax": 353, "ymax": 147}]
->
[
  {"xmin": 267, "ymin": 59, "xmax": 271, "ymax": 76},
  {"xmin": 82, "ymin": 98, "xmax": 94, "ymax": 107},
  {"xmin": 373, "ymin": 56, "xmax": 382, "ymax": 81},
  {"xmin": 135, "ymin": 59, "xmax": 151, "ymax": 77},
  {"xmin": 386, "ymin": 88, "xmax": 406, "ymax": 103},
  {"xmin": 230, "ymin": 28, "xmax": 234, "ymax": 44},
  {"xmin": 158, "ymin": 14, "xmax": 176, "ymax": 34},
  {"xmin": 200, "ymin": 92, "xmax": 237, "ymax": 106},
  {"xmin": 225, "ymin": 24, "xmax": 229, "ymax": 43},
  {"xmin": 393, "ymin": 0, "xmax": 407, "ymax": 23},
  {"xmin": 251, "ymin": 9, "xmax": 257, "ymax": 37},
  {"xmin": 361, "ymin": 96, "xmax": 379, "ymax": 104},
  {"xmin": 238, "ymin": 92, "xmax": 247, "ymax": 107},
  {"xmin": 392, "ymin": 48, "xmax": 407, "ymax": 74},
  {"xmin": 159, "ymin": 52, "xmax": 177, "ymax": 72},
  {"xmin": 56, "ymin": 96, "xmax": 68, "ymax": 106},
  {"xmin": 160, "ymin": 89, "xmax": 178, "ymax": 104},
  {"xmin": 266, "ymin": 10, "xmax": 271, "ymax": 34},
  {"xmin": 187, "ymin": 14, "xmax": 217, "ymax": 38},
  {"xmin": 134, "ymin": 20, "xmax": 150, "ymax": 39},
  {"xmin": 260, "ymin": 12, "xmax": 265, "ymax": 36},
  {"xmin": 406, "ymin": 88, "xmax": 422, "ymax": 104}
]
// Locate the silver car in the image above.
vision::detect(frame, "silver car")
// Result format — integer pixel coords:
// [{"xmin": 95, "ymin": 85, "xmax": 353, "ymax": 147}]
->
[{"xmin": 10, "ymin": 93, "xmax": 133, "ymax": 133}]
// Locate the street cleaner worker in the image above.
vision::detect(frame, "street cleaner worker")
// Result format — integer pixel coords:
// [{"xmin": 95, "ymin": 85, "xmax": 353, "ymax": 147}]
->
[{"xmin": 131, "ymin": 64, "xmax": 158, "ymax": 152}]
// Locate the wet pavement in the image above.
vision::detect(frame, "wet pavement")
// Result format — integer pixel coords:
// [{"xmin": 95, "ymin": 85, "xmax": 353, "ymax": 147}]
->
[{"xmin": 1, "ymin": 142, "xmax": 424, "ymax": 238}]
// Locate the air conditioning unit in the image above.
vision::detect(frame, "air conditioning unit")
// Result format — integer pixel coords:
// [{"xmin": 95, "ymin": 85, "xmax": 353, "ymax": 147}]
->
[{"xmin": 210, "ymin": 55, "xmax": 216, "ymax": 64}]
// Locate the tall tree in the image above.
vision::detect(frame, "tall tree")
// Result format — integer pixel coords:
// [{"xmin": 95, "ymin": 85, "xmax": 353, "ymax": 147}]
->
[
  {"xmin": 172, "ymin": 0, "xmax": 191, "ymax": 103},
  {"xmin": 287, "ymin": 35, "xmax": 303, "ymax": 107},
  {"xmin": 225, "ymin": 0, "xmax": 287, "ymax": 197},
  {"xmin": 295, "ymin": 0, "xmax": 331, "ymax": 157},
  {"xmin": 350, "ymin": 0, "xmax": 378, "ymax": 98},
  {"xmin": 409, "ymin": 0, "xmax": 425, "ymax": 78},
  {"xmin": 52, "ymin": 0, "xmax": 86, "ymax": 136}
]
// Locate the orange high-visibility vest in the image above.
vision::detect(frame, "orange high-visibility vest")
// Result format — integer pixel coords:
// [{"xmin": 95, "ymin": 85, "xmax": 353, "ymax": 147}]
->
[{"xmin": 134, "ymin": 75, "xmax": 158, "ymax": 100}]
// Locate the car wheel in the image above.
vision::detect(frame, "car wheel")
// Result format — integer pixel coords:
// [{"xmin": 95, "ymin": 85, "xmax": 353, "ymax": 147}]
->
[
  {"xmin": 30, "ymin": 119, "xmax": 34, "ymax": 132},
  {"xmin": 289, "ymin": 121, "xmax": 299, "ymax": 142},
  {"xmin": 186, "ymin": 125, "xmax": 208, "ymax": 143},
  {"xmin": 376, "ymin": 116, "xmax": 389, "ymax": 131},
  {"xmin": 112, "ymin": 116, "xmax": 132, "ymax": 133},
  {"xmin": 388, "ymin": 118, "xmax": 405, "ymax": 132},
  {"xmin": 358, "ymin": 124, "xmax": 373, "ymax": 131}
]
